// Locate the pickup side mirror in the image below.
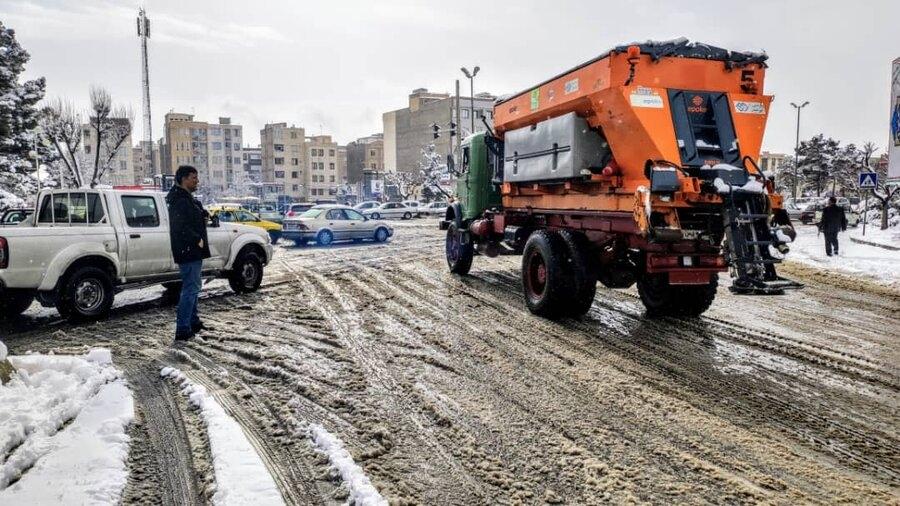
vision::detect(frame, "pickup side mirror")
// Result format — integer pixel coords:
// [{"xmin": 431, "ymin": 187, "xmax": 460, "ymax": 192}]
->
[{"xmin": 209, "ymin": 215, "xmax": 220, "ymax": 228}]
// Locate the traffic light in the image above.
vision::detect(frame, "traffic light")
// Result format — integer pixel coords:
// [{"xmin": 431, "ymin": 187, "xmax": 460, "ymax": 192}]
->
[
  {"xmin": 432, "ymin": 123, "xmax": 440, "ymax": 139},
  {"xmin": 448, "ymin": 121, "xmax": 457, "ymax": 138}
]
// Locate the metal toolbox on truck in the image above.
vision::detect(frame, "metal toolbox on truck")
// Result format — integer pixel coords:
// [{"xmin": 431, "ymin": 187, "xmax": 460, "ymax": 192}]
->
[{"xmin": 503, "ymin": 111, "xmax": 610, "ymax": 183}]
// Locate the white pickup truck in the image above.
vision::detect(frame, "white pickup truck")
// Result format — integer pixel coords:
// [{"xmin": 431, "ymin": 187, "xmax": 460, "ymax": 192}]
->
[{"xmin": 0, "ymin": 189, "xmax": 273, "ymax": 321}]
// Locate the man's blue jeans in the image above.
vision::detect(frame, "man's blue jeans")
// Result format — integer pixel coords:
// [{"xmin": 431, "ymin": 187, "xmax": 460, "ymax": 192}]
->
[{"xmin": 176, "ymin": 260, "xmax": 202, "ymax": 334}]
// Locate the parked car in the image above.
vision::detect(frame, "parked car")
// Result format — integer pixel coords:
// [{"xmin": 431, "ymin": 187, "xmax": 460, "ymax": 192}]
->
[
  {"xmin": 0, "ymin": 189, "xmax": 272, "ymax": 320},
  {"xmin": 284, "ymin": 202, "xmax": 316, "ymax": 218},
  {"xmin": 418, "ymin": 202, "xmax": 448, "ymax": 217},
  {"xmin": 208, "ymin": 205, "xmax": 284, "ymax": 243},
  {"xmin": 257, "ymin": 204, "xmax": 283, "ymax": 224},
  {"xmin": 0, "ymin": 208, "xmax": 33, "ymax": 226},
  {"xmin": 282, "ymin": 205, "xmax": 393, "ymax": 246},
  {"xmin": 361, "ymin": 202, "xmax": 416, "ymax": 220},
  {"xmin": 814, "ymin": 202, "xmax": 860, "ymax": 227},
  {"xmin": 354, "ymin": 201, "xmax": 381, "ymax": 212},
  {"xmin": 402, "ymin": 200, "xmax": 423, "ymax": 217}
]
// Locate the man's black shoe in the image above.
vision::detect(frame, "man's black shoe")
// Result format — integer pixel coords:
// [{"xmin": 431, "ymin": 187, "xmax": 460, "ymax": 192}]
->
[
  {"xmin": 174, "ymin": 330, "xmax": 193, "ymax": 342},
  {"xmin": 191, "ymin": 321, "xmax": 213, "ymax": 334}
]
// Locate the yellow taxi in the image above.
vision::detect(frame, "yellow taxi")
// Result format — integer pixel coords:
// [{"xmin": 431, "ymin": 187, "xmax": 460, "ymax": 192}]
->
[{"xmin": 207, "ymin": 205, "xmax": 284, "ymax": 243}]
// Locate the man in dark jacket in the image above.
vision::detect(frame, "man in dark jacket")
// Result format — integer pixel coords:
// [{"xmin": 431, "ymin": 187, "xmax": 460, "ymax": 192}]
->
[
  {"xmin": 818, "ymin": 197, "xmax": 848, "ymax": 257},
  {"xmin": 166, "ymin": 165, "xmax": 212, "ymax": 341}
]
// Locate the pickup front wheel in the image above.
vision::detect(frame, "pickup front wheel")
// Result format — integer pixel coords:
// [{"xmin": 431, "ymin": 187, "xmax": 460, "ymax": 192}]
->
[
  {"xmin": 228, "ymin": 251, "xmax": 263, "ymax": 294},
  {"xmin": 57, "ymin": 266, "xmax": 114, "ymax": 321}
]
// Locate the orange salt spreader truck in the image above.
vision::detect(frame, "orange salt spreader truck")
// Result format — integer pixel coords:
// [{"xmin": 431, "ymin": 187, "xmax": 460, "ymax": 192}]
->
[{"xmin": 441, "ymin": 39, "xmax": 802, "ymax": 318}]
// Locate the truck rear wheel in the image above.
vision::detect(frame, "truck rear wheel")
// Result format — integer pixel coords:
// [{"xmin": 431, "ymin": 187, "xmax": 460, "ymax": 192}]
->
[
  {"xmin": 0, "ymin": 290, "xmax": 35, "ymax": 319},
  {"xmin": 637, "ymin": 273, "xmax": 717, "ymax": 317},
  {"xmin": 57, "ymin": 266, "xmax": 114, "ymax": 321},
  {"xmin": 446, "ymin": 223, "xmax": 474, "ymax": 275},
  {"xmin": 558, "ymin": 231, "xmax": 597, "ymax": 317},
  {"xmin": 522, "ymin": 230, "xmax": 575, "ymax": 319}
]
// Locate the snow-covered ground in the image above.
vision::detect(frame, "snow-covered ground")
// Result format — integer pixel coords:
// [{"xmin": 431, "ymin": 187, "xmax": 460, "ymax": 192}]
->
[
  {"xmin": 307, "ymin": 423, "xmax": 387, "ymax": 506},
  {"xmin": 787, "ymin": 225, "xmax": 900, "ymax": 289},
  {"xmin": 851, "ymin": 225, "xmax": 900, "ymax": 248},
  {"xmin": 160, "ymin": 367, "xmax": 283, "ymax": 506},
  {"xmin": 0, "ymin": 347, "xmax": 134, "ymax": 504}
]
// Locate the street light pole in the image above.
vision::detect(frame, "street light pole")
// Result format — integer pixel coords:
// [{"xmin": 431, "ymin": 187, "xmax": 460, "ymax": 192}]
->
[
  {"xmin": 790, "ymin": 101, "xmax": 809, "ymax": 200},
  {"xmin": 461, "ymin": 66, "xmax": 480, "ymax": 136}
]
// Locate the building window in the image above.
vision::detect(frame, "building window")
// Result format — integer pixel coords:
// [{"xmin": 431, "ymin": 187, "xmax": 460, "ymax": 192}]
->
[
  {"xmin": 275, "ymin": 171, "xmax": 285, "ymax": 178},
  {"xmin": 370, "ymin": 150, "xmax": 375, "ymax": 156},
  {"xmin": 84, "ymin": 145, "xmax": 92, "ymax": 154},
  {"xmin": 290, "ymin": 132, "xmax": 298, "ymax": 139},
  {"xmin": 329, "ymin": 149, "xmax": 335, "ymax": 156},
  {"xmin": 233, "ymin": 128, "xmax": 239, "ymax": 136},
  {"xmin": 233, "ymin": 157, "xmax": 240, "ymax": 164},
  {"xmin": 274, "ymin": 157, "xmax": 284, "ymax": 165},
  {"xmin": 291, "ymin": 171, "xmax": 298, "ymax": 178},
  {"xmin": 329, "ymin": 163, "xmax": 335, "ymax": 170},
  {"xmin": 210, "ymin": 127, "xmax": 221, "ymax": 136},
  {"xmin": 212, "ymin": 142, "xmax": 223, "ymax": 150},
  {"xmin": 318, "ymin": 149, "xmax": 325, "ymax": 156},
  {"xmin": 371, "ymin": 163, "xmax": 377, "ymax": 169},
  {"xmin": 292, "ymin": 184, "xmax": 299, "ymax": 191},
  {"xmin": 274, "ymin": 144, "xmax": 284, "ymax": 152},
  {"xmin": 120, "ymin": 160, "xmax": 127, "ymax": 170},
  {"xmin": 291, "ymin": 158, "xmax": 299, "ymax": 165},
  {"xmin": 329, "ymin": 175, "xmax": 335, "ymax": 182},
  {"xmin": 461, "ymin": 109, "xmax": 469, "ymax": 118}
]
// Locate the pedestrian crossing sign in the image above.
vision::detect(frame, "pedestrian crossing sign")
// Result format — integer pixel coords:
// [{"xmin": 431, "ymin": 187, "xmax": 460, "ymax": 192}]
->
[{"xmin": 858, "ymin": 172, "xmax": 878, "ymax": 189}]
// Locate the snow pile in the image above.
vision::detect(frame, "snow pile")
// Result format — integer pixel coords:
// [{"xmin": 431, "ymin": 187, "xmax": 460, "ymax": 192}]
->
[
  {"xmin": 713, "ymin": 176, "xmax": 765, "ymax": 194},
  {"xmin": 160, "ymin": 367, "xmax": 283, "ymax": 506},
  {"xmin": 307, "ymin": 423, "xmax": 388, "ymax": 506},
  {"xmin": 787, "ymin": 225, "xmax": 900, "ymax": 288},
  {"xmin": 0, "ymin": 349, "xmax": 133, "ymax": 504},
  {"xmin": 775, "ymin": 229, "xmax": 794, "ymax": 244}
]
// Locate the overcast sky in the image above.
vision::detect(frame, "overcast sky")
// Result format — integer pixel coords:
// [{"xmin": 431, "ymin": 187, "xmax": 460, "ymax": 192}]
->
[{"xmin": 4, "ymin": 0, "xmax": 898, "ymax": 155}]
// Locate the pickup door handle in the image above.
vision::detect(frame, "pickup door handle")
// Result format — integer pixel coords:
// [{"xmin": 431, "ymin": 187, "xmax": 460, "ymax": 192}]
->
[{"xmin": 129, "ymin": 234, "xmax": 141, "ymax": 239}]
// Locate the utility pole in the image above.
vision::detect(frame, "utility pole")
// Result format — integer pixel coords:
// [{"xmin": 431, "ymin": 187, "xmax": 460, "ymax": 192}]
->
[
  {"xmin": 137, "ymin": 8, "xmax": 154, "ymax": 176},
  {"xmin": 461, "ymin": 66, "xmax": 480, "ymax": 135},
  {"xmin": 32, "ymin": 133, "xmax": 41, "ymax": 194},
  {"xmin": 790, "ymin": 101, "xmax": 809, "ymax": 200}
]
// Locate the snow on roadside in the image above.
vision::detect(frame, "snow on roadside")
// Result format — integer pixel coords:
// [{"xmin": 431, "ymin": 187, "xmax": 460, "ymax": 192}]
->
[
  {"xmin": 160, "ymin": 367, "xmax": 283, "ymax": 506},
  {"xmin": 307, "ymin": 423, "xmax": 388, "ymax": 506},
  {"xmin": 0, "ymin": 347, "xmax": 134, "ymax": 504},
  {"xmin": 787, "ymin": 225, "xmax": 900, "ymax": 289}
]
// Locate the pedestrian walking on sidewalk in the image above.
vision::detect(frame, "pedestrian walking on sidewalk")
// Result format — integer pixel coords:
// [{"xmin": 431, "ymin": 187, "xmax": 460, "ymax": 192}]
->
[
  {"xmin": 166, "ymin": 165, "xmax": 212, "ymax": 341},
  {"xmin": 818, "ymin": 197, "xmax": 847, "ymax": 257}
]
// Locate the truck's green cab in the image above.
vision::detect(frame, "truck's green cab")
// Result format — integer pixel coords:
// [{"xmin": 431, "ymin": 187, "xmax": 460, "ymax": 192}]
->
[{"xmin": 456, "ymin": 133, "xmax": 503, "ymax": 222}]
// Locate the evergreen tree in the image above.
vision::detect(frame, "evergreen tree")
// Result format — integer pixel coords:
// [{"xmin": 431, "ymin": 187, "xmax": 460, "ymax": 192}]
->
[{"xmin": 0, "ymin": 21, "xmax": 46, "ymax": 208}]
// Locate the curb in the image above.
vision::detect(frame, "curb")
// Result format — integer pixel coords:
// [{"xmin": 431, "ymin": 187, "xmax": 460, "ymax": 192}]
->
[{"xmin": 850, "ymin": 236, "xmax": 900, "ymax": 251}]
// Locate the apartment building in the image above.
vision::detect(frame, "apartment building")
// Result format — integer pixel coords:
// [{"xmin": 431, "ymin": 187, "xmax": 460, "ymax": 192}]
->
[
  {"xmin": 260, "ymin": 123, "xmax": 308, "ymax": 200},
  {"xmin": 242, "ymin": 147, "xmax": 262, "ymax": 183},
  {"xmin": 79, "ymin": 119, "xmax": 135, "ymax": 186},
  {"xmin": 259, "ymin": 124, "xmax": 349, "ymax": 200},
  {"xmin": 163, "ymin": 113, "xmax": 243, "ymax": 196},
  {"xmin": 132, "ymin": 140, "xmax": 161, "ymax": 183},
  {"xmin": 758, "ymin": 151, "xmax": 788, "ymax": 173},
  {"xmin": 346, "ymin": 133, "xmax": 384, "ymax": 183},
  {"xmin": 383, "ymin": 88, "xmax": 495, "ymax": 174}
]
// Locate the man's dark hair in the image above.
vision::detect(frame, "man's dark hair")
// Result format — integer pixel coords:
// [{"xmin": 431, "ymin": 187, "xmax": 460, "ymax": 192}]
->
[
  {"xmin": 175, "ymin": 165, "xmax": 198, "ymax": 184},
  {"xmin": 828, "ymin": 197, "xmax": 837, "ymax": 205}
]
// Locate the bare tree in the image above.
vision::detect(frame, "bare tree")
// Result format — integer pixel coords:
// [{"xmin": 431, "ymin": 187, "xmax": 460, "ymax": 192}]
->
[
  {"xmin": 383, "ymin": 170, "xmax": 422, "ymax": 200},
  {"xmin": 419, "ymin": 144, "xmax": 453, "ymax": 200},
  {"xmin": 39, "ymin": 98, "xmax": 85, "ymax": 188},
  {"xmin": 87, "ymin": 86, "xmax": 132, "ymax": 187}
]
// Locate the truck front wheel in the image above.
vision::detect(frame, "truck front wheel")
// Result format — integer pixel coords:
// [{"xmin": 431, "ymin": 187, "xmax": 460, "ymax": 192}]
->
[
  {"xmin": 0, "ymin": 290, "xmax": 35, "ymax": 319},
  {"xmin": 57, "ymin": 266, "xmax": 115, "ymax": 321},
  {"xmin": 228, "ymin": 251, "xmax": 264, "ymax": 294},
  {"xmin": 446, "ymin": 223, "xmax": 474, "ymax": 274},
  {"xmin": 637, "ymin": 273, "xmax": 717, "ymax": 317},
  {"xmin": 522, "ymin": 230, "xmax": 575, "ymax": 319}
]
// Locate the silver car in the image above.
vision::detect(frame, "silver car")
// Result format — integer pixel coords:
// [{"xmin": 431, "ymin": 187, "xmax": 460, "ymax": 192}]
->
[
  {"xmin": 282, "ymin": 204, "xmax": 394, "ymax": 246},
  {"xmin": 419, "ymin": 202, "xmax": 448, "ymax": 217},
  {"xmin": 361, "ymin": 202, "xmax": 416, "ymax": 220}
]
